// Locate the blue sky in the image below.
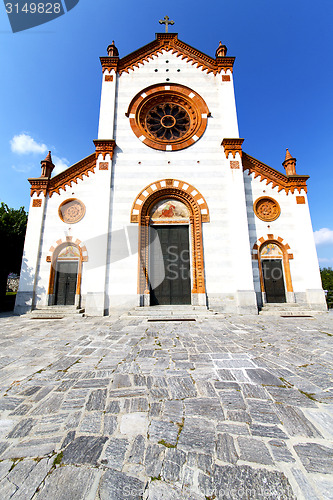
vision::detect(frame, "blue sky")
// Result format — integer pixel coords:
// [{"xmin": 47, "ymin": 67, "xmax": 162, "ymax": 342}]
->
[{"xmin": 0, "ymin": 0, "xmax": 332, "ymax": 265}]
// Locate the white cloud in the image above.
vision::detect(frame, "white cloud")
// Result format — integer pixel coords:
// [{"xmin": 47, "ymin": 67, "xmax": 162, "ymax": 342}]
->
[
  {"xmin": 314, "ymin": 228, "xmax": 333, "ymax": 246},
  {"xmin": 11, "ymin": 164, "xmax": 33, "ymax": 174},
  {"xmin": 319, "ymin": 257, "xmax": 333, "ymax": 264},
  {"xmin": 52, "ymin": 156, "xmax": 69, "ymax": 175},
  {"xmin": 10, "ymin": 133, "xmax": 48, "ymax": 155}
]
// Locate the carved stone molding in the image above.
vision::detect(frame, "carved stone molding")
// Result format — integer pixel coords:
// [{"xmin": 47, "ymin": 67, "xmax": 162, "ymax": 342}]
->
[{"xmin": 222, "ymin": 138, "xmax": 244, "ymax": 159}]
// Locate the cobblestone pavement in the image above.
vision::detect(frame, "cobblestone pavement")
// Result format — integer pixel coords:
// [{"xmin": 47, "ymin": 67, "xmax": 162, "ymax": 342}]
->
[{"xmin": 0, "ymin": 312, "xmax": 332, "ymax": 499}]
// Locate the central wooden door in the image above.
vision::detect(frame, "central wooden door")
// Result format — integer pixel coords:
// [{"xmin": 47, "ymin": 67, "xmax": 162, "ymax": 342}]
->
[
  {"xmin": 262, "ymin": 259, "xmax": 286, "ymax": 303},
  {"xmin": 150, "ymin": 225, "xmax": 191, "ymax": 305},
  {"xmin": 54, "ymin": 262, "xmax": 78, "ymax": 305}
]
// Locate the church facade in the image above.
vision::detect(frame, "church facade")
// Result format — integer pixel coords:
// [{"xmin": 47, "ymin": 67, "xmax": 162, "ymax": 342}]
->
[{"xmin": 15, "ymin": 32, "xmax": 327, "ymax": 316}]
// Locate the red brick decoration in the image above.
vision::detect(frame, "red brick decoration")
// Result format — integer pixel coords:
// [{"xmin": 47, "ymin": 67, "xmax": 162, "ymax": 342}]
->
[
  {"xmin": 100, "ymin": 33, "xmax": 235, "ymax": 76},
  {"xmin": 32, "ymin": 199, "xmax": 42, "ymax": 207},
  {"xmin": 296, "ymin": 196, "xmax": 306, "ymax": 204},
  {"xmin": 131, "ymin": 179, "xmax": 210, "ymax": 223},
  {"xmin": 222, "ymin": 75, "xmax": 231, "ymax": 81},
  {"xmin": 99, "ymin": 162, "xmax": 109, "ymax": 170},
  {"xmin": 242, "ymin": 152, "xmax": 309, "ymax": 195},
  {"xmin": 222, "ymin": 138, "xmax": 244, "ymax": 159},
  {"xmin": 230, "ymin": 161, "xmax": 240, "ymax": 169},
  {"xmin": 105, "ymin": 75, "xmax": 113, "ymax": 82}
]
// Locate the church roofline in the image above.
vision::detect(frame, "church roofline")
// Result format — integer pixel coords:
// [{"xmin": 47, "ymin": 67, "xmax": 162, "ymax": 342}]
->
[
  {"xmin": 29, "ymin": 153, "xmax": 96, "ymax": 198},
  {"xmin": 100, "ymin": 33, "xmax": 235, "ymax": 75},
  {"xmin": 242, "ymin": 152, "xmax": 309, "ymax": 194}
]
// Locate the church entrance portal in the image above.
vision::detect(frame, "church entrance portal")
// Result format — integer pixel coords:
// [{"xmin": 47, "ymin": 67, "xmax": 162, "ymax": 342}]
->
[
  {"xmin": 54, "ymin": 262, "xmax": 78, "ymax": 305},
  {"xmin": 260, "ymin": 243, "xmax": 286, "ymax": 303},
  {"xmin": 150, "ymin": 225, "xmax": 191, "ymax": 305}
]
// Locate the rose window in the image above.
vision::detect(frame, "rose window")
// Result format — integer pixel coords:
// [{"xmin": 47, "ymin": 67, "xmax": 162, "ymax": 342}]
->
[{"xmin": 146, "ymin": 103, "xmax": 191, "ymax": 141}]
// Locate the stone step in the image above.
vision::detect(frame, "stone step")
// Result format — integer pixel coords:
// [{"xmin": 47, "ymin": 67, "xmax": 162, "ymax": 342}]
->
[
  {"xmin": 125, "ymin": 305, "xmax": 218, "ymax": 320},
  {"xmin": 29, "ymin": 306, "xmax": 85, "ymax": 319}
]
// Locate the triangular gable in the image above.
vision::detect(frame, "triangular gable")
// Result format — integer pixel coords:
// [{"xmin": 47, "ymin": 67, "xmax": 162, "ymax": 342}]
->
[
  {"xmin": 242, "ymin": 152, "xmax": 309, "ymax": 194},
  {"xmin": 100, "ymin": 33, "xmax": 235, "ymax": 76}
]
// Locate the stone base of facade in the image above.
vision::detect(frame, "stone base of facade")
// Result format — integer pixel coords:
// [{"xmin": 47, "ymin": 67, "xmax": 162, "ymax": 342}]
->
[
  {"xmin": 207, "ymin": 291, "xmax": 258, "ymax": 315},
  {"xmin": 14, "ymin": 291, "xmax": 33, "ymax": 315}
]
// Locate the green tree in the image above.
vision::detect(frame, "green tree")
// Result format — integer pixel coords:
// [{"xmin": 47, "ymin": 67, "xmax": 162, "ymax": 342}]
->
[
  {"xmin": 0, "ymin": 203, "xmax": 28, "ymax": 301},
  {"xmin": 320, "ymin": 267, "xmax": 333, "ymax": 309}
]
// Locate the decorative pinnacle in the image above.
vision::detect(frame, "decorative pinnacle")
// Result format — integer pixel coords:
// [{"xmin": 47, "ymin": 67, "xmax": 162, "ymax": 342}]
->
[
  {"xmin": 284, "ymin": 148, "xmax": 293, "ymax": 161},
  {"xmin": 216, "ymin": 41, "xmax": 227, "ymax": 58},
  {"xmin": 107, "ymin": 41, "xmax": 119, "ymax": 57},
  {"xmin": 159, "ymin": 16, "xmax": 174, "ymax": 33},
  {"xmin": 282, "ymin": 148, "xmax": 297, "ymax": 176},
  {"xmin": 43, "ymin": 151, "xmax": 53, "ymax": 163}
]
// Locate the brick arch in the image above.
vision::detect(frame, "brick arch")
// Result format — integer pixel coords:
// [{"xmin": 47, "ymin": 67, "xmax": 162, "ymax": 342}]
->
[
  {"xmin": 46, "ymin": 237, "xmax": 88, "ymax": 299},
  {"xmin": 130, "ymin": 179, "xmax": 210, "ymax": 223},
  {"xmin": 132, "ymin": 179, "xmax": 209, "ymax": 299},
  {"xmin": 252, "ymin": 235, "xmax": 294, "ymax": 293}
]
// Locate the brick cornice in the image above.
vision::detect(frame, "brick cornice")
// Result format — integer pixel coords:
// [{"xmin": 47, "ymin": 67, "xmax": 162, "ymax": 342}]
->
[
  {"xmin": 222, "ymin": 138, "xmax": 244, "ymax": 158},
  {"xmin": 48, "ymin": 153, "xmax": 96, "ymax": 197},
  {"xmin": 93, "ymin": 139, "xmax": 116, "ymax": 160},
  {"xmin": 242, "ymin": 152, "xmax": 309, "ymax": 194},
  {"xmin": 28, "ymin": 178, "xmax": 50, "ymax": 197},
  {"xmin": 104, "ymin": 33, "xmax": 235, "ymax": 76}
]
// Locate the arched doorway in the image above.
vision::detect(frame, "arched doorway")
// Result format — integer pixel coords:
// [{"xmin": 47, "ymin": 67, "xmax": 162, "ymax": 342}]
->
[
  {"xmin": 259, "ymin": 241, "xmax": 289, "ymax": 303},
  {"xmin": 131, "ymin": 179, "xmax": 210, "ymax": 306},
  {"xmin": 149, "ymin": 199, "xmax": 191, "ymax": 305},
  {"xmin": 54, "ymin": 245, "xmax": 79, "ymax": 305}
]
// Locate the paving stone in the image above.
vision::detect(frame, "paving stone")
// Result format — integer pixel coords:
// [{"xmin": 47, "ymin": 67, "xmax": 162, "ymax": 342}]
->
[
  {"xmin": 274, "ymin": 405, "xmax": 322, "ymax": 437},
  {"xmin": 303, "ymin": 408, "xmax": 333, "ymax": 438},
  {"xmin": 2, "ymin": 437, "xmax": 61, "ymax": 459},
  {"xmin": 218, "ymin": 390, "xmax": 246, "ymax": 410},
  {"xmin": 61, "ymin": 430, "xmax": 76, "ymax": 449},
  {"xmin": 294, "ymin": 443, "xmax": 333, "ymax": 473},
  {"xmin": 149, "ymin": 419, "xmax": 179, "ymax": 446},
  {"xmin": 238, "ymin": 437, "xmax": 273, "ymax": 465},
  {"xmin": 111, "ymin": 373, "xmax": 132, "ymax": 388},
  {"xmin": 9, "ymin": 404, "xmax": 33, "ymax": 416},
  {"xmin": 168, "ymin": 376, "xmax": 197, "ymax": 399},
  {"xmin": 268, "ymin": 439, "xmax": 296, "ymax": 462},
  {"xmin": 99, "ymin": 469, "xmax": 145, "ymax": 500},
  {"xmin": 311, "ymin": 476, "xmax": 333, "ymax": 500},
  {"xmin": 162, "ymin": 448, "xmax": 186, "ymax": 482},
  {"xmin": 108, "ymin": 388, "xmax": 146, "ymax": 398},
  {"xmin": 227, "ymin": 409, "xmax": 251, "ymax": 423},
  {"xmin": 105, "ymin": 400, "xmax": 121, "ymax": 413},
  {"xmin": 120, "ymin": 412, "xmax": 148, "ymax": 437},
  {"xmin": 217, "ymin": 422, "xmax": 250, "ymax": 435},
  {"xmin": 291, "ymin": 468, "xmax": 321, "ymax": 500},
  {"xmin": 128, "ymin": 434, "xmax": 145, "ymax": 464},
  {"xmin": 247, "ymin": 400, "xmax": 281, "ymax": 424},
  {"xmin": 212, "ymin": 464, "xmax": 295, "ymax": 499},
  {"xmin": 130, "ymin": 397, "xmax": 149, "ymax": 412},
  {"xmin": 0, "ymin": 397, "xmax": 23, "ymax": 410},
  {"xmin": 245, "ymin": 368, "xmax": 284, "ymax": 386},
  {"xmin": 144, "ymin": 444, "xmax": 164, "ymax": 477},
  {"xmin": 31, "ymin": 394, "xmax": 64, "ymax": 415},
  {"xmin": 34, "ymin": 464, "xmax": 100, "ymax": 500},
  {"xmin": 242, "ymin": 383, "xmax": 270, "ymax": 400},
  {"xmin": 216, "ymin": 369, "xmax": 236, "ymax": 381},
  {"xmin": 163, "ymin": 400, "xmax": 183, "ymax": 423},
  {"xmin": 267, "ymin": 387, "xmax": 318, "ymax": 407},
  {"xmin": 7, "ymin": 418, "xmax": 35, "ymax": 438},
  {"xmin": 5, "ymin": 457, "xmax": 52, "ymax": 500},
  {"xmin": 250, "ymin": 424, "xmax": 288, "ymax": 439},
  {"xmin": 146, "ymin": 480, "xmax": 196, "ymax": 500},
  {"xmin": 103, "ymin": 437, "xmax": 129, "ymax": 469},
  {"xmin": 64, "ymin": 411, "xmax": 81, "ymax": 430},
  {"xmin": 86, "ymin": 388, "xmax": 107, "ymax": 411},
  {"xmin": 74, "ymin": 378, "xmax": 110, "ymax": 389},
  {"xmin": 80, "ymin": 413, "xmax": 102, "ymax": 433},
  {"xmin": 216, "ymin": 433, "xmax": 238, "ymax": 463},
  {"xmin": 178, "ymin": 417, "xmax": 215, "ymax": 454},
  {"xmin": 62, "ymin": 435, "xmax": 108, "ymax": 465},
  {"xmin": 184, "ymin": 397, "xmax": 224, "ymax": 420}
]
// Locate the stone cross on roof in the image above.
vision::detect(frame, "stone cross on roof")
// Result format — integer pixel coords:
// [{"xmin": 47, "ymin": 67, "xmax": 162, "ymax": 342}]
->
[{"xmin": 159, "ymin": 16, "xmax": 175, "ymax": 33}]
